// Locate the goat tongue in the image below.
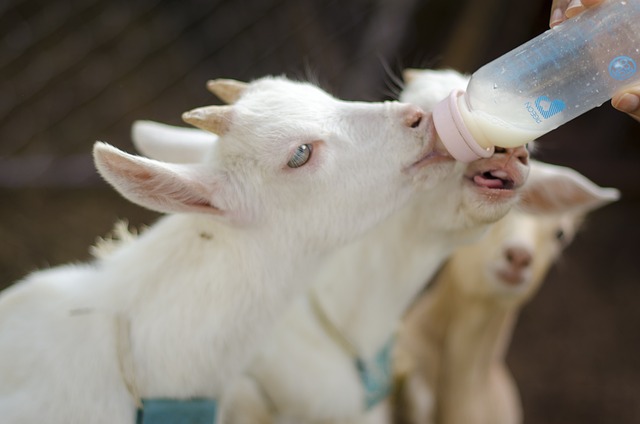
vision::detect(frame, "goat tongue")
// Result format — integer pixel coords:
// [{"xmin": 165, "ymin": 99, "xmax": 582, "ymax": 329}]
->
[{"xmin": 473, "ymin": 172, "xmax": 505, "ymax": 189}]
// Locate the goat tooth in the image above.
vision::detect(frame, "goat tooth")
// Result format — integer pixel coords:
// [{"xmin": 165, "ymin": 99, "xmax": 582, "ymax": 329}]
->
[{"xmin": 490, "ymin": 170, "xmax": 509, "ymax": 179}]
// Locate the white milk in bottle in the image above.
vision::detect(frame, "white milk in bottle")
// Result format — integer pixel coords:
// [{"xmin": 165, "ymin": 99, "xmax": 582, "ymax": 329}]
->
[{"xmin": 433, "ymin": 0, "xmax": 640, "ymax": 162}]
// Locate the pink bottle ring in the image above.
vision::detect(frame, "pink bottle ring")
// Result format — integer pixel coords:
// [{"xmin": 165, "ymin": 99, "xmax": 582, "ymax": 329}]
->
[{"xmin": 432, "ymin": 89, "xmax": 494, "ymax": 163}]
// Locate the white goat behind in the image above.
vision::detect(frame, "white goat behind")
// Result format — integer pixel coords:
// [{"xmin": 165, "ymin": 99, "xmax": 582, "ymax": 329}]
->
[
  {"xmin": 131, "ymin": 120, "xmax": 217, "ymax": 164},
  {"xmin": 130, "ymin": 69, "xmax": 532, "ymax": 424},
  {"xmin": 0, "ymin": 76, "xmax": 442, "ymax": 423},
  {"xmin": 393, "ymin": 163, "xmax": 619, "ymax": 424}
]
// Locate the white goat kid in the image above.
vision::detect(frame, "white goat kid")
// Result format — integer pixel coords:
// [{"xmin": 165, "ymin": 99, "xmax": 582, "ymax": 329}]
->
[
  {"xmin": 131, "ymin": 69, "xmax": 529, "ymax": 424},
  {"xmin": 393, "ymin": 164, "xmax": 619, "ymax": 424},
  {"xmin": 0, "ymin": 76, "xmax": 442, "ymax": 424}
]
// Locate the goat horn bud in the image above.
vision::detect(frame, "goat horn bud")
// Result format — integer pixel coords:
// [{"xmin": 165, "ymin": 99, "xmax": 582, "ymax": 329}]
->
[
  {"xmin": 207, "ymin": 79, "xmax": 248, "ymax": 104},
  {"xmin": 402, "ymin": 68, "xmax": 421, "ymax": 84},
  {"xmin": 182, "ymin": 105, "xmax": 233, "ymax": 135}
]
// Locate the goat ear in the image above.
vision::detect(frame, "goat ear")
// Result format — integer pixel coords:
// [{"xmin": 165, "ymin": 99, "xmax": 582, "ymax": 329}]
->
[
  {"xmin": 517, "ymin": 161, "xmax": 620, "ymax": 215},
  {"xmin": 94, "ymin": 142, "xmax": 240, "ymax": 219},
  {"xmin": 131, "ymin": 120, "xmax": 217, "ymax": 164}
]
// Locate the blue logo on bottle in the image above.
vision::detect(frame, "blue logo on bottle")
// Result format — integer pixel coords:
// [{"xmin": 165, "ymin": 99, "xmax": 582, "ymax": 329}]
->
[
  {"xmin": 535, "ymin": 95, "xmax": 566, "ymax": 119},
  {"xmin": 609, "ymin": 56, "xmax": 637, "ymax": 81}
]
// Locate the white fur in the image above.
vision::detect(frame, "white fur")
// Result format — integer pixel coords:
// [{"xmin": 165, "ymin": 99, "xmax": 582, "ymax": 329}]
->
[
  {"xmin": 219, "ymin": 71, "xmax": 621, "ymax": 424},
  {"xmin": 90, "ymin": 220, "xmax": 145, "ymax": 258},
  {"xmin": 129, "ymin": 70, "xmax": 531, "ymax": 424},
  {"xmin": 0, "ymin": 76, "xmax": 444, "ymax": 423},
  {"xmin": 394, "ymin": 164, "xmax": 619, "ymax": 424}
]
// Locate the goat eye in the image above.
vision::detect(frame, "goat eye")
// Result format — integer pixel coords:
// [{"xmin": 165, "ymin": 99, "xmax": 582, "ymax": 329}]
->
[
  {"xmin": 555, "ymin": 229, "xmax": 565, "ymax": 241},
  {"xmin": 287, "ymin": 144, "xmax": 312, "ymax": 168}
]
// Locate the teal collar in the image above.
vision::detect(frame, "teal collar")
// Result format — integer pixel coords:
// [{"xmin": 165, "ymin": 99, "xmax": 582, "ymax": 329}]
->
[
  {"xmin": 309, "ymin": 293, "xmax": 395, "ymax": 410},
  {"xmin": 136, "ymin": 398, "xmax": 217, "ymax": 424},
  {"xmin": 355, "ymin": 337, "xmax": 395, "ymax": 410},
  {"xmin": 116, "ymin": 317, "xmax": 218, "ymax": 423}
]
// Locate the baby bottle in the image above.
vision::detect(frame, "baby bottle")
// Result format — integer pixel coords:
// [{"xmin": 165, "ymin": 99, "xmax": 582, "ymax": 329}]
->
[{"xmin": 433, "ymin": 0, "xmax": 640, "ymax": 162}]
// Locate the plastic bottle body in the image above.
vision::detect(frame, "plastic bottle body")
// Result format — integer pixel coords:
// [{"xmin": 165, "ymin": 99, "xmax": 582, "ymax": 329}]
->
[
  {"xmin": 456, "ymin": 95, "xmax": 548, "ymax": 148},
  {"xmin": 434, "ymin": 0, "xmax": 640, "ymax": 161}
]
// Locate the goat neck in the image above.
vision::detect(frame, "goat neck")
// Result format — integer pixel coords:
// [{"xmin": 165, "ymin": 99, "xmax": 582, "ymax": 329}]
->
[
  {"xmin": 98, "ymin": 213, "xmax": 319, "ymax": 399},
  {"xmin": 311, "ymin": 182, "xmax": 487, "ymax": 360},
  {"xmin": 427, "ymin": 265, "xmax": 519, "ymax": 424}
]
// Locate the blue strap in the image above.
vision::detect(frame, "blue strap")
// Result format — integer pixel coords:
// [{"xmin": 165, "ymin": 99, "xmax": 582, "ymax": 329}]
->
[
  {"xmin": 136, "ymin": 398, "xmax": 217, "ymax": 424},
  {"xmin": 355, "ymin": 337, "xmax": 395, "ymax": 410}
]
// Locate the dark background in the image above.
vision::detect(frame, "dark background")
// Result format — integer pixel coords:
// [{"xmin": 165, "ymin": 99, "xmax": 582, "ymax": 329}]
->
[{"xmin": 1, "ymin": 0, "xmax": 639, "ymax": 422}]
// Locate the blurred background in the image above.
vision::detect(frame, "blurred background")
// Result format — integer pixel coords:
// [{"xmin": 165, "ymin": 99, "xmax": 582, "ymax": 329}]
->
[{"xmin": 1, "ymin": 0, "xmax": 639, "ymax": 422}]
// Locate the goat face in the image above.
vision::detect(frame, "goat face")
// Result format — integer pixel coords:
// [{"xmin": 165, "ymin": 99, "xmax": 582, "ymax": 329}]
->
[
  {"xmin": 445, "ymin": 160, "xmax": 619, "ymax": 303},
  {"xmin": 215, "ymin": 77, "xmax": 453, "ymax": 249},
  {"xmin": 96, "ymin": 76, "xmax": 450, "ymax": 252},
  {"xmin": 401, "ymin": 69, "xmax": 530, "ymax": 233}
]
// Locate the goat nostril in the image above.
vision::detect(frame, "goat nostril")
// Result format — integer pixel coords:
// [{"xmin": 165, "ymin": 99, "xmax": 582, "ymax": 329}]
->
[
  {"xmin": 405, "ymin": 108, "xmax": 425, "ymax": 129},
  {"xmin": 513, "ymin": 146, "xmax": 529, "ymax": 165},
  {"xmin": 516, "ymin": 150, "xmax": 529, "ymax": 165},
  {"xmin": 501, "ymin": 146, "xmax": 529, "ymax": 165},
  {"xmin": 506, "ymin": 247, "xmax": 532, "ymax": 268},
  {"xmin": 407, "ymin": 112, "xmax": 423, "ymax": 129}
]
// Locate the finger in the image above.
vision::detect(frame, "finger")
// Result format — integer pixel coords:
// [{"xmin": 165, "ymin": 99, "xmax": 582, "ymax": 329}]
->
[
  {"xmin": 550, "ymin": 0, "xmax": 572, "ymax": 27},
  {"xmin": 565, "ymin": 0, "xmax": 586, "ymax": 18},
  {"xmin": 612, "ymin": 92, "xmax": 640, "ymax": 123},
  {"xmin": 580, "ymin": 0, "xmax": 605, "ymax": 8}
]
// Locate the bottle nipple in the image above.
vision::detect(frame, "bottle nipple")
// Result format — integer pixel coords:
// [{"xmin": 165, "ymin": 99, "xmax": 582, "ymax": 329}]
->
[{"xmin": 432, "ymin": 90, "xmax": 494, "ymax": 162}]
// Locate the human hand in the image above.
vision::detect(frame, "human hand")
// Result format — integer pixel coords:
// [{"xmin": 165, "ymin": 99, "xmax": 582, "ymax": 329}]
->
[
  {"xmin": 549, "ymin": 0, "xmax": 640, "ymax": 122},
  {"xmin": 612, "ymin": 89, "xmax": 640, "ymax": 123},
  {"xmin": 549, "ymin": 0, "xmax": 603, "ymax": 27}
]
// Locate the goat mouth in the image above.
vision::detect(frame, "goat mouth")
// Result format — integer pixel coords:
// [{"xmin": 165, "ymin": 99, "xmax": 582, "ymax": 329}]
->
[
  {"xmin": 410, "ymin": 149, "xmax": 453, "ymax": 170},
  {"xmin": 409, "ymin": 124, "xmax": 454, "ymax": 171},
  {"xmin": 472, "ymin": 169, "xmax": 516, "ymax": 191},
  {"xmin": 496, "ymin": 269, "xmax": 526, "ymax": 286},
  {"xmin": 466, "ymin": 157, "xmax": 527, "ymax": 194}
]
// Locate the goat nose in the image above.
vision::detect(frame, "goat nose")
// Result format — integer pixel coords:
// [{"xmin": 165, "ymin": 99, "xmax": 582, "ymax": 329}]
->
[
  {"xmin": 505, "ymin": 246, "xmax": 532, "ymax": 269},
  {"xmin": 403, "ymin": 105, "xmax": 425, "ymax": 129},
  {"xmin": 494, "ymin": 145, "xmax": 529, "ymax": 165}
]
